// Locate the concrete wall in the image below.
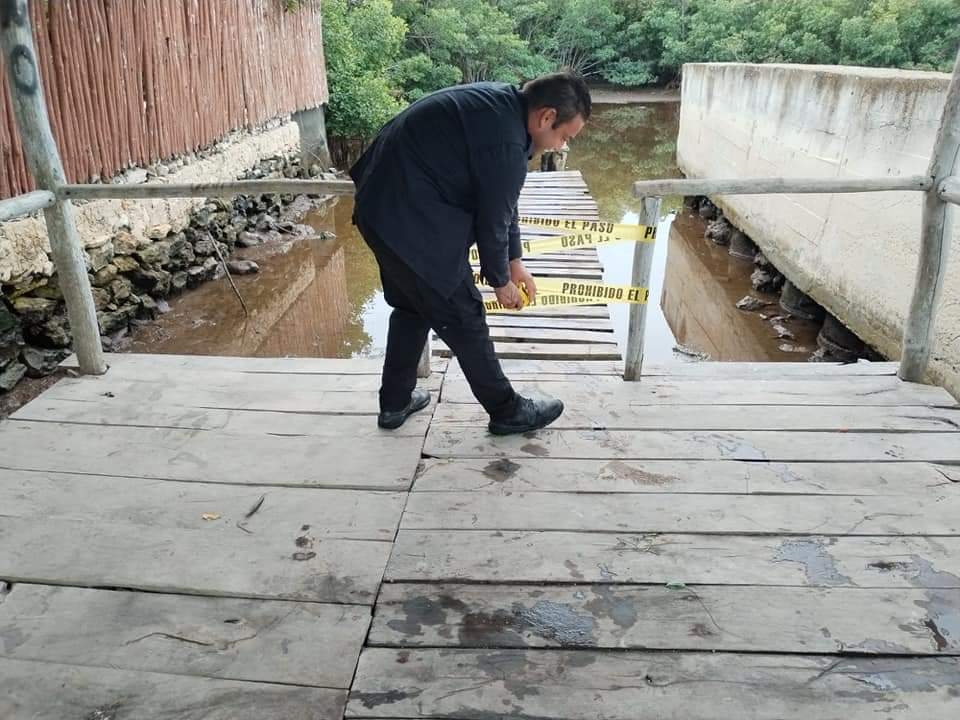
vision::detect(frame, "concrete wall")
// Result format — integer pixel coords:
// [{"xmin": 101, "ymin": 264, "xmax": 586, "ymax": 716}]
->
[
  {"xmin": 0, "ymin": 121, "xmax": 299, "ymax": 284},
  {"xmin": 677, "ymin": 63, "xmax": 959, "ymax": 396}
]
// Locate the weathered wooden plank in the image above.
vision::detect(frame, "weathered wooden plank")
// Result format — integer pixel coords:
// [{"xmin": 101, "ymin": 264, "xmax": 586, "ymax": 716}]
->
[
  {"xmin": 483, "ymin": 306, "xmax": 611, "ymax": 319},
  {"xmin": 0, "ymin": 657, "xmax": 345, "ymax": 720},
  {"xmin": 400, "ymin": 491, "xmax": 960, "ymax": 535},
  {"xmin": 447, "ymin": 358, "xmax": 622, "ymax": 376},
  {"xmin": 431, "ymin": 401, "xmax": 960, "ymax": 432},
  {"xmin": 370, "ymin": 583, "xmax": 958, "ymax": 654},
  {"xmin": 412, "ymin": 458, "xmax": 960, "ymax": 495},
  {"xmin": 476, "ymin": 327, "xmax": 619, "ymax": 345},
  {"xmin": 447, "ymin": 359, "xmax": 898, "ymax": 381},
  {"xmin": 39, "ymin": 379, "xmax": 386, "ymax": 415},
  {"xmin": 638, "ymin": 361, "xmax": 900, "ymax": 378},
  {"xmin": 503, "ymin": 260, "xmax": 605, "ymax": 270},
  {"xmin": 50, "ymin": 364, "xmax": 443, "ymax": 393},
  {"xmin": 12, "ymin": 397, "xmax": 431, "ymax": 436},
  {"xmin": 386, "ymin": 530, "xmax": 960, "ymax": 588},
  {"xmin": 0, "ymin": 516, "xmax": 390, "ymax": 603},
  {"xmin": 0, "ymin": 469, "xmax": 404, "ymax": 540},
  {"xmin": 0, "ymin": 421, "xmax": 421, "ymax": 489},
  {"xmin": 439, "ymin": 377, "xmax": 958, "ymax": 406},
  {"xmin": 517, "ymin": 193, "xmax": 591, "ymax": 199},
  {"xmin": 485, "ymin": 315, "xmax": 614, "ymax": 332},
  {"xmin": 519, "ymin": 248, "xmax": 600, "ymax": 257},
  {"xmin": 60, "ymin": 352, "xmax": 398, "ymax": 375},
  {"xmin": 424, "ymin": 427, "xmax": 960, "ymax": 462},
  {"xmin": 511, "ymin": 267, "xmax": 607, "ymax": 279},
  {"xmin": 434, "ymin": 342, "xmax": 621, "ymax": 360},
  {"xmin": 0, "ymin": 584, "xmax": 369, "ymax": 686},
  {"xmin": 518, "ymin": 201, "xmax": 594, "ymax": 206},
  {"xmin": 348, "ymin": 648, "xmax": 959, "ymax": 719}
]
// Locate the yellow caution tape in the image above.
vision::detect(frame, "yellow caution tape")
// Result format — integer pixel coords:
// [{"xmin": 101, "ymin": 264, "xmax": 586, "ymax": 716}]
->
[
  {"xmin": 537, "ymin": 278, "xmax": 649, "ymax": 303},
  {"xmin": 484, "ymin": 293, "xmax": 605, "ymax": 313},
  {"xmin": 518, "ymin": 215, "xmax": 656, "ymax": 242},
  {"xmin": 476, "ymin": 273, "xmax": 648, "ymax": 313},
  {"xmin": 469, "ymin": 229, "xmax": 654, "ymax": 263}
]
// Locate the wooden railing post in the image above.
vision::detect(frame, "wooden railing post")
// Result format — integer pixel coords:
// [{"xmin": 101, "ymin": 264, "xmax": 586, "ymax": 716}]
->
[
  {"xmin": 1, "ymin": 2, "xmax": 105, "ymax": 374},
  {"xmin": 900, "ymin": 47, "xmax": 960, "ymax": 382},
  {"xmin": 623, "ymin": 196, "xmax": 661, "ymax": 381}
]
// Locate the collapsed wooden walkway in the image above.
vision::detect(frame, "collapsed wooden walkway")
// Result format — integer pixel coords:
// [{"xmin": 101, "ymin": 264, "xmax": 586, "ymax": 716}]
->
[
  {"xmin": 441, "ymin": 169, "xmax": 622, "ymax": 362},
  {"xmin": 1, "ymin": 172, "xmax": 959, "ymax": 718}
]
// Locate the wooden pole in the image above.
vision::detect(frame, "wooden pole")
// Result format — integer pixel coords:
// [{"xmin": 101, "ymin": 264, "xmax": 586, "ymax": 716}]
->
[
  {"xmin": 60, "ymin": 178, "xmax": 355, "ymax": 201},
  {"xmin": 623, "ymin": 196, "xmax": 661, "ymax": 381},
  {"xmin": 899, "ymin": 48, "xmax": 960, "ymax": 383},
  {"xmin": 0, "ymin": 189, "xmax": 54, "ymax": 221},
  {"xmin": 1, "ymin": 2, "xmax": 105, "ymax": 374},
  {"xmin": 632, "ymin": 175, "xmax": 930, "ymax": 198},
  {"xmin": 938, "ymin": 175, "xmax": 960, "ymax": 206}
]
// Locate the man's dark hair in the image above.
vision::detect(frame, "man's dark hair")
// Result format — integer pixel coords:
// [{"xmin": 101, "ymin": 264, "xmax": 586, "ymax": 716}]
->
[{"xmin": 521, "ymin": 71, "xmax": 592, "ymax": 127}]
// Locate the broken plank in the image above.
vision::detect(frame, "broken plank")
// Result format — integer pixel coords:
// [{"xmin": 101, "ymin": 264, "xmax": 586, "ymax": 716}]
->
[
  {"xmin": 412, "ymin": 458, "xmax": 959, "ymax": 495},
  {"xmin": 430, "ymin": 401, "xmax": 960, "ymax": 432},
  {"xmin": 423, "ymin": 427, "xmax": 960, "ymax": 462},
  {"xmin": 347, "ymin": 648, "xmax": 959, "ymax": 719},
  {"xmin": 0, "ymin": 657, "xmax": 345, "ymax": 720},
  {"xmin": 369, "ymin": 583, "xmax": 957, "ymax": 654},
  {"xmin": 0, "ymin": 516, "xmax": 389, "ymax": 603},
  {"xmin": 0, "ymin": 584, "xmax": 369, "ymax": 686},
  {"xmin": 0, "ymin": 421, "xmax": 422, "ymax": 489},
  {"xmin": 385, "ymin": 530, "xmax": 960, "ymax": 588},
  {"xmin": 399, "ymin": 490, "xmax": 960, "ymax": 535},
  {"xmin": 0, "ymin": 468, "xmax": 405, "ymax": 540}
]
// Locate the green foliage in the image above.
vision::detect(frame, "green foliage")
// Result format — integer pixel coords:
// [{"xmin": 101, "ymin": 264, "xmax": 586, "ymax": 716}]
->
[
  {"xmin": 321, "ymin": 0, "xmax": 405, "ymax": 142},
  {"xmin": 393, "ymin": 0, "xmax": 550, "ymax": 99},
  {"xmin": 320, "ymin": 0, "xmax": 959, "ymax": 151}
]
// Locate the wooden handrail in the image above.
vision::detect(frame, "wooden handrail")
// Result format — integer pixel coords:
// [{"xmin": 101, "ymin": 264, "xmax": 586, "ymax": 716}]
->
[
  {"xmin": 0, "ymin": 190, "xmax": 55, "ymax": 222},
  {"xmin": 59, "ymin": 179, "xmax": 356, "ymax": 201},
  {"xmin": 633, "ymin": 175, "xmax": 930, "ymax": 197}
]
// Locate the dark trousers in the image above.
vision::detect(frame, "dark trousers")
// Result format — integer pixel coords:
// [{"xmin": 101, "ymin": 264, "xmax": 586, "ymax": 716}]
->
[{"xmin": 356, "ymin": 221, "xmax": 517, "ymax": 418}]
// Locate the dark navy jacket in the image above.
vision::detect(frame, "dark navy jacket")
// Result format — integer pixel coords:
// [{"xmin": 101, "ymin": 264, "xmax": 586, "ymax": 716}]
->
[{"xmin": 350, "ymin": 82, "xmax": 531, "ymax": 297}]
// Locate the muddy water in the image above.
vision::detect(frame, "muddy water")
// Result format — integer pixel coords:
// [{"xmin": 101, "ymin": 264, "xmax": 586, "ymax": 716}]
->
[{"xmin": 125, "ymin": 102, "xmax": 818, "ymax": 361}]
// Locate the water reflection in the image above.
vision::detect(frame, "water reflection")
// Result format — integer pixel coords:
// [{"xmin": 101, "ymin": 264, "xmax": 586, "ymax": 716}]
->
[
  {"xmin": 569, "ymin": 102, "xmax": 819, "ymax": 362},
  {"xmin": 125, "ymin": 197, "xmax": 388, "ymax": 358},
  {"xmin": 661, "ymin": 211, "xmax": 820, "ymax": 360},
  {"xmin": 128, "ymin": 100, "xmax": 818, "ymax": 361}
]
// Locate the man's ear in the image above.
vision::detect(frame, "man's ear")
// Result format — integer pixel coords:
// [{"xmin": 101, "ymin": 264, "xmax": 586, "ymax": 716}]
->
[{"xmin": 540, "ymin": 107, "xmax": 557, "ymax": 129}]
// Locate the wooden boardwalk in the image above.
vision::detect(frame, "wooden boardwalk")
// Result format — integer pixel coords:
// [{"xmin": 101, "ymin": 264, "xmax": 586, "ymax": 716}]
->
[
  {"xmin": 1, "ymin": 172, "xmax": 960, "ymax": 718},
  {"xmin": 441, "ymin": 169, "xmax": 622, "ymax": 362}
]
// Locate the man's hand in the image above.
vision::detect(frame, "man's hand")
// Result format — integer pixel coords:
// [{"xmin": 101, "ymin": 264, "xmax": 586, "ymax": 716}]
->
[
  {"xmin": 510, "ymin": 259, "xmax": 537, "ymax": 303},
  {"xmin": 494, "ymin": 281, "xmax": 523, "ymax": 310}
]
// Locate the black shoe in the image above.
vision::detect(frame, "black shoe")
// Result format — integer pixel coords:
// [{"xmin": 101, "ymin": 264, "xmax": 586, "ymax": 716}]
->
[
  {"xmin": 488, "ymin": 394, "xmax": 564, "ymax": 436},
  {"xmin": 378, "ymin": 389, "xmax": 431, "ymax": 429}
]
